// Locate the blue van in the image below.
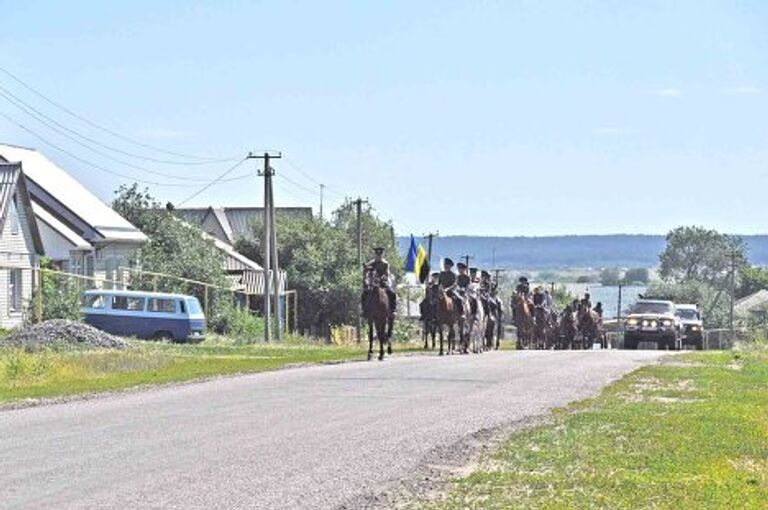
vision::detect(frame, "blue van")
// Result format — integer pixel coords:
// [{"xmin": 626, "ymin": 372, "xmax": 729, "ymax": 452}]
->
[{"xmin": 82, "ymin": 290, "xmax": 206, "ymax": 342}]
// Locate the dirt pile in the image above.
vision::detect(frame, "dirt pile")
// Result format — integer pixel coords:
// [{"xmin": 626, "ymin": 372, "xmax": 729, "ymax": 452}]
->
[{"xmin": 1, "ymin": 320, "xmax": 129, "ymax": 351}]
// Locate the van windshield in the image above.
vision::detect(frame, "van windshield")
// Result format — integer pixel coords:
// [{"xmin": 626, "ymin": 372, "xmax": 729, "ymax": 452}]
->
[
  {"xmin": 85, "ymin": 294, "xmax": 106, "ymax": 308},
  {"xmin": 186, "ymin": 298, "xmax": 203, "ymax": 315}
]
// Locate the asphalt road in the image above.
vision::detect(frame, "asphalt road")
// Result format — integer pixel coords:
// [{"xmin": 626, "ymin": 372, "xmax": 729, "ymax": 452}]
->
[{"xmin": 0, "ymin": 350, "xmax": 665, "ymax": 509}]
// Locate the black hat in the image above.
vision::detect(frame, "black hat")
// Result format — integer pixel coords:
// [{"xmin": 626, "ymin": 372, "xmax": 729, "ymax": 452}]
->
[
  {"xmin": 456, "ymin": 262, "xmax": 467, "ymax": 270},
  {"xmin": 481, "ymin": 270, "xmax": 491, "ymax": 278},
  {"xmin": 373, "ymin": 247, "xmax": 385, "ymax": 253},
  {"xmin": 469, "ymin": 267, "xmax": 478, "ymax": 273},
  {"xmin": 519, "ymin": 276, "xmax": 529, "ymax": 283},
  {"xmin": 443, "ymin": 258, "xmax": 454, "ymax": 267},
  {"xmin": 431, "ymin": 272, "xmax": 440, "ymax": 277}
]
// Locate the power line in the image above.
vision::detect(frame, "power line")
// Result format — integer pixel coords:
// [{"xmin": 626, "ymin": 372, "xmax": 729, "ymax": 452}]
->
[
  {"xmin": 283, "ymin": 156, "xmax": 345, "ymax": 198},
  {"xmin": 277, "ymin": 172, "xmax": 320, "ymax": 196},
  {"xmin": 0, "ymin": 65, "xmax": 236, "ymax": 163},
  {"xmin": 0, "ymin": 92, "xmax": 240, "ymax": 183},
  {"xmin": 176, "ymin": 157, "xmax": 249, "ymax": 206},
  {"xmin": 0, "ymin": 83, "xmax": 236, "ymax": 167},
  {"xmin": 0, "ymin": 111, "xmax": 254, "ymax": 187}
]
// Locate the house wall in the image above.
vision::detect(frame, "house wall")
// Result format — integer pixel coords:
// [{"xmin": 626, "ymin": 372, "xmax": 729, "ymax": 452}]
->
[
  {"xmin": 0, "ymin": 197, "xmax": 37, "ymax": 328},
  {"xmin": 37, "ymin": 218, "xmax": 76, "ymax": 262}
]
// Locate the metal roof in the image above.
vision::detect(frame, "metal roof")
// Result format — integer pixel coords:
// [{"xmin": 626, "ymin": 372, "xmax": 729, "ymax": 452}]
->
[
  {"xmin": 0, "ymin": 144, "xmax": 147, "ymax": 243},
  {"xmin": 84, "ymin": 289, "xmax": 197, "ymax": 300},
  {"xmin": 174, "ymin": 206, "xmax": 312, "ymax": 243},
  {"xmin": 32, "ymin": 201, "xmax": 91, "ymax": 250}
]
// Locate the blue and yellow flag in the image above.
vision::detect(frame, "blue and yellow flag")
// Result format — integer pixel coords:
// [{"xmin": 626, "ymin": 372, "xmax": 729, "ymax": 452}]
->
[
  {"xmin": 415, "ymin": 244, "xmax": 429, "ymax": 283},
  {"xmin": 404, "ymin": 235, "xmax": 418, "ymax": 272}
]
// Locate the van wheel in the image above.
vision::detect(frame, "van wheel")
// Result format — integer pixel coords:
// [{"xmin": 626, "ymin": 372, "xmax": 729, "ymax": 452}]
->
[{"xmin": 152, "ymin": 331, "xmax": 174, "ymax": 342}]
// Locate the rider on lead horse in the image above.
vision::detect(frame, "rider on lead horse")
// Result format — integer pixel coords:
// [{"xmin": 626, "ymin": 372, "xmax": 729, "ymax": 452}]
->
[
  {"xmin": 362, "ymin": 247, "xmax": 396, "ymax": 316},
  {"xmin": 438, "ymin": 258, "xmax": 465, "ymax": 313}
]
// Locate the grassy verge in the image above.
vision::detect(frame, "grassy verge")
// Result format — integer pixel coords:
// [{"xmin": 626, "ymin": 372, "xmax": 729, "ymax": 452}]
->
[
  {"xmin": 425, "ymin": 346, "xmax": 768, "ymax": 509},
  {"xmin": 0, "ymin": 336, "xmax": 424, "ymax": 404}
]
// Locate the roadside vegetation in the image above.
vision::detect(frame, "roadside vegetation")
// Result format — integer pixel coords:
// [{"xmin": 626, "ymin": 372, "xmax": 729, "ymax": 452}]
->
[
  {"xmin": 0, "ymin": 336, "xmax": 422, "ymax": 405},
  {"xmin": 424, "ymin": 343, "xmax": 768, "ymax": 509}
]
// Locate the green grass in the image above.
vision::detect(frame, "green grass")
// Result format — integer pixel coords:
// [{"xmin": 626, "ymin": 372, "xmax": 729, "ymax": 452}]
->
[
  {"xmin": 425, "ymin": 346, "xmax": 768, "ymax": 510},
  {"xmin": 0, "ymin": 336, "xmax": 424, "ymax": 404}
]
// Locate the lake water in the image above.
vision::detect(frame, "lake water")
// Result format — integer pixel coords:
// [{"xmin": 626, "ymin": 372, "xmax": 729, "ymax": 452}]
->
[{"xmin": 558, "ymin": 284, "xmax": 647, "ymax": 318}]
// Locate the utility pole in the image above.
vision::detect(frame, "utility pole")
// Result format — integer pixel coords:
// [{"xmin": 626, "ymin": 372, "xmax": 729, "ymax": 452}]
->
[
  {"xmin": 424, "ymin": 231, "xmax": 439, "ymax": 275},
  {"xmin": 268, "ymin": 178, "xmax": 282, "ymax": 340},
  {"xmin": 354, "ymin": 197, "xmax": 368, "ymax": 342},
  {"xmin": 617, "ymin": 283, "xmax": 623, "ymax": 323},
  {"xmin": 459, "ymin": 254, "xmax": 473, "ymax": 269},
  {"xmin": 249, "ymin": 151, "xmax": 282, "ymax": 342},
  {"xmin": 729, "ymin": 250, "xmax": 736, "ymax": 342},
  {"xmin": 319, "ymin": 184, "xmax": 325, "ymax": 220}
]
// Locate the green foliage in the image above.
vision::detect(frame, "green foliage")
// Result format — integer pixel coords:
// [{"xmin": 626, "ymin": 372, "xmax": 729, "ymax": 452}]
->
[
  {"xmin": 599, "ymin": 267, "xmax": 622, "ymax": 286},
  {"xmin": 659, "ymin": 226, "xmax": 746, "ymax": 285},
  {"xmin": 736, "ymin": 266, "xmax": 768, "ymax": 299},
  {"xmin": 209, "ymin": 301, "xmax": 265, "ymax": 341},
  {"xmin": 236, "ymin": 199, "xmax": 402, "ymax": 332},
  {"xmin": 28, "ymin": 258, "xmax": 83, "ymax": 323},
  {"xmin": 622, "ymin": 267, "xmax": 649, "ymax": 284},
  {"xmin": 552, "ymin": 285, "xmax": 576, "ymax": 310},
  {"xmin": 112, "ymin": 184, "xmax": 229, "ymax": 313},
  {"xmin": 575, "ymin": 275, "xmax": 594, "ymax": 284}
]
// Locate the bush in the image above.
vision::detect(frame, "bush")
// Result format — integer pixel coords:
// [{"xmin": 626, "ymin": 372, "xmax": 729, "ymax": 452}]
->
[
  {"xmin": 28, "ymin": 259, "xmax": 83, "ymax": 323},
  {"xmin": 209, "ymin": 303, "xmax": 265, "ymax": 341}
]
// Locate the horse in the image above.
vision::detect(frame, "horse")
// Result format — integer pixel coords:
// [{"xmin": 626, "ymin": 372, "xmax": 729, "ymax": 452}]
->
[
  {"xmin": 559, "ymin": 307, "xmax": 578, "ymax": 349},
  {"xmin": 420, "ymin": 286, "xmax": 437, "ymax": 350},
  {"xmin": 482, "ymin": 295, "xmax": 500, "ymax": 351},
  {"xmin": 533, "ymin": 304, "xmax": 550, "ymax": 349},
  {"xmin": 362, "ymin": 270, "xmax": 393, "ymax": 361},
  {"xmin": 434, "ymin": 286, "xmax": 464, "ymax": 355},
  {"xmin": 577, "ymin": 305, "xmax": 603, "ymax": 349},
  {"xmin": 463, "ymin": 290, "xmax": 486, "ymax": 354},
  {"xmin": 511, "ymin": 294, "xmax": 534, "ymax": 349}
]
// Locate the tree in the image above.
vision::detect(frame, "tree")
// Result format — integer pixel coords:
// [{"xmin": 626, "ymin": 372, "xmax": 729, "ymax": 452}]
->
[
  {"xmin": 736, "ymin": 266, "xmax": 768, "ymax": 299},
  {"xmin": 658, "ymin": 226, "xmax": 746, "ymax": 286},
  {"xmin": 235, "ymin": 199, "xmax": 403, "ymax": 334},
  {"xmin": 112, "ymin": 184, "xmax": 228, "ymax": 297},
  {"xmin": 623, "ymin": 267, "xmax": 649, "ymax": 285},
  {"xmin": 599, "ymin": 267, "xmax": 622, "ymax": 286}
]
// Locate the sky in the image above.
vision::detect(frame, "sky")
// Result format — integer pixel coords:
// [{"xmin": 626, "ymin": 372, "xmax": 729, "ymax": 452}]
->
[{"xmin": 1, "ymin": 0, "xmax": 767, "ymax": 237}]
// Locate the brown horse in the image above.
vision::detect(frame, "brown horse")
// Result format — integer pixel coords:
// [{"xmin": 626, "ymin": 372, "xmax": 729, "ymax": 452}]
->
[
  {"xmin": 559, "ymin": 307, "xmax": 578, "ymax": 349},
  {"xmin": 435, "ymin": 287, "xmax": 464, "ymax": 355},
  {"xmin": 511, "ymin": 294, "xmax": 533, "ymax": 349},
  {"xmin": 363, "ymin": 284, "xmax": 392, "ymax": 361},
  {"xmin": 420, "ymin": 285, "xmax": 437, "ymax": 350},
  {"xmin": 577, "ymin": 305, "xmax": 603, "ymax": 349}
]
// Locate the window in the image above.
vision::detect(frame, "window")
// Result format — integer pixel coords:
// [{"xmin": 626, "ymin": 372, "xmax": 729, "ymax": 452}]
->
[
  {"xmin": 111, "ymin": 295, "xmax": 145, "ymax": 311},
  {"xmin": 9, "ymin": 201, "xmax": 19, "ymax": 235},
  {"xmin": 186, "ymin": 298, "xmax": 202, "ymax": 315},
  {"xmin": 147, "ymin": 298, "xmax": 177, "ymax": 313},
  {"xmin": 8, "ymin": 269, "xmax": 22, "ymax": 313},
  {"xmin": 85, "ymin": 294, "xmax": 106, "ymax": 309}
]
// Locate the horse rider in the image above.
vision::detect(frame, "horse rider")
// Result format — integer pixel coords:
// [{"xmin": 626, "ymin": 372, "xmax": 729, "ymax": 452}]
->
[
  {"xmin": 594, "ymin": 302, "xmax": 604, "ymax": 318},
  {"xmin": 516, "ymin": 276, "xmax": 531, "ymax": 297},
  {"xmin": 532, "ymin": 287, "xmax": 547, "ymax": 312},
  {"xmin": 456, "ymin": 262, "xmax": 473, "ymax": 314},
  {"xmin": 438, "ymin": 258, "xmax": 464, "ymax": 313},
  {"xmin": 362, "ymin": 247, "xmax": 396, "ymax": 316},
  {"xmin": 581, "ymin": 292, "xmax": 592, "ymax": 311},
  {"xmin": 544, "ymin": 289, "xmax": 553, "ymax": 309}
]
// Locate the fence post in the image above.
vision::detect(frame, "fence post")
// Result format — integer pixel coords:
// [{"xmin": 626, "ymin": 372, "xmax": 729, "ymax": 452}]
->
[
  {"xmin": 204, "ymin": 285, "xmax": 210, "ymax": 319},
  {"xmin": 35, "ymin": 268, "xmax": 43, "ymax": 323}
]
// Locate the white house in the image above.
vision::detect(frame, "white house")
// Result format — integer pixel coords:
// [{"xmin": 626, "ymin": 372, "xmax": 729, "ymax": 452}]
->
[
  {"xmin": 0, "ymin": 144, "xmax": 147, "ymax": 286},
  {"xmin": 0, "ymin": 162, "xmax": 44, "ymax": 328}
]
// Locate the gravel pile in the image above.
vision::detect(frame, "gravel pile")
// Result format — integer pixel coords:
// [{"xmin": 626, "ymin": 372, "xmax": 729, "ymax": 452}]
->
[{"xmin": 1, "ymin": 320, "xmax": 130, "ymax": 351}]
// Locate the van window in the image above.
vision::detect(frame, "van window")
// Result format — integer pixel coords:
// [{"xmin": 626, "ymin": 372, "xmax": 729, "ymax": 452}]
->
[
  {"xmin": 147, "ymin": 298, "xmax": 177, "ymax": 313},
  {"xmin": 112, "ymin": 296, "xmax": 146, "ymax": 311},
  {"xmin": 186, "ymin": 298, "xmax": 203, "ymax": 315},
  {"xmin": 179, "ymin": 300, "xmax": 186, "ymax": 314},
  {"xmin": 86, "ymin": 294, "xmax": 106, "ymax": 309}
]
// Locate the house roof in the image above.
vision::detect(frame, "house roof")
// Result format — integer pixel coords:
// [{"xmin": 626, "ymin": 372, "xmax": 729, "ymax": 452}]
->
[
  {"xmin": 174, "ymin": 206, "xmax": 312, "ymax": 243},
  {"xmin": 0, "ymin": 144, "xmax": 147, "ymax": 244},
  {"xmin": 32, "ymin": 201, "xmax": 91, "ymax": 250},
  {"xmin": 734, "ymin": 289, "xmax": 768, "ymax": 316},
  {"xmin": 0, "ymin": 162, "xmax": 44, "ymax": 255}
]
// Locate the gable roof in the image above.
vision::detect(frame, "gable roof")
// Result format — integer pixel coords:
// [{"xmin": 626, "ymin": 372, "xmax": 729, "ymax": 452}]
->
[
  {"xmin": 0, "ymin": 162, "xmax": 44, "ymax": 255},
  {"xmin": 0, "ymin": 144, "xmax": 147, "ymax": 244},
  {"xmin": 174, "ymin": 206, "xmax": 313, "ymax": 243},
  {"xmin": 734, "ymin": 289, "xmax": 768, "ymax": 317}
]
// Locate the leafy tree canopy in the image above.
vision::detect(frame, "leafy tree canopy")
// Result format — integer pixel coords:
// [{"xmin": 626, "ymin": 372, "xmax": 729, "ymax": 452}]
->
[{"xmin": 659, "ymin": 226, "xmax": 746, "ymax": 285}]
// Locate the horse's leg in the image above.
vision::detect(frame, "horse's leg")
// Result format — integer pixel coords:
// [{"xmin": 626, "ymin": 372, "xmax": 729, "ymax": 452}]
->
[
  {"xmin": 367, "ymin": 319, "xmax": 374, "ymax": 360},
  {"xmin": 386, "ymin": 317, "xmax": 393, "ymax": 355},
  {"xmin": 439, "ymin": 324, "xmax": 444, "ymax": 356},
  {"xmin": 378, "ymin": 319, "xmax": 385, "ymax": 361},
  {"xmin": 431, "ymin": 322, "xmax": 436, "ymax": 350},
  {"xmin": 423, "ymin": 322, "xmax": 428, "ymax": 350}
]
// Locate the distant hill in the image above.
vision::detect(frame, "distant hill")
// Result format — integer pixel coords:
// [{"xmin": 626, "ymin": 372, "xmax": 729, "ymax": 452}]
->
[{"xmin": 397, "ymin": 235, "xmax": 768, "ymax": 269}]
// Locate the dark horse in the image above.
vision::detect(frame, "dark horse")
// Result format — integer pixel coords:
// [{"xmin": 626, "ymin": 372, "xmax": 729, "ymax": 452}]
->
[
  {"xmin": 482, "ymin": 295, "xmax": 501, "ymax": 351},
  {"xmin": 420, "ymin": 285, "xmax": 437, "ymax": 350},
  {"xmin": 435, "ymin": 286, "xmax": 464, "ymax": 355},
  {"xmin": 559, "ymin": 306, "xmax": 578, "ymax": 349},
  {"xmin": 362, "ymin": 271, "xmax": 392, "ymax": 361},
  {"xmin": 577, "ymin": 305, "xmax": 604, "ymax": 349},
  {"xmin": 511, "ymin": 294, "xmax": 533, "ymax": 349}
]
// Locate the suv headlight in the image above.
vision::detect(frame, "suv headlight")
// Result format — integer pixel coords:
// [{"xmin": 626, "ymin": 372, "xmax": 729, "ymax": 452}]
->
[
  {"xmin": 627, "ymin": 318, "xmax": 638, "ymax": 326},
  {"xmin": 662, "ymin": 319, "xmax": 673, "ymax": 327}
]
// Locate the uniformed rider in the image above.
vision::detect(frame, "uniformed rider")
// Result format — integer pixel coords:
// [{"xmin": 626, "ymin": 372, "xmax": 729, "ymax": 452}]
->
[{"xmin": 362, "ymin": 247, "xmax": 396, "ymax": 316}]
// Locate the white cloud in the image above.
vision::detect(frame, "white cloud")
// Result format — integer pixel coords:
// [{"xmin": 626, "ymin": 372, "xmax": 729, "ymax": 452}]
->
[
  {"xmin": 139, "ymin": 128, "xmax": 192, "ymax": 140},
  {"xmin": 652, "ymin": 88, "xmax": 682, "ymax": 97},
  {"xmin": 725, "ymin": 86, "xmax": 761, "ymax": 95}
]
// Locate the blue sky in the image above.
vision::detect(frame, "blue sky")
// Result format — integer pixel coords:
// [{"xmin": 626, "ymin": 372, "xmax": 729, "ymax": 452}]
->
[{"xmin": 1, "ymin": 1, "xmax": 767, "ymax": 236}]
